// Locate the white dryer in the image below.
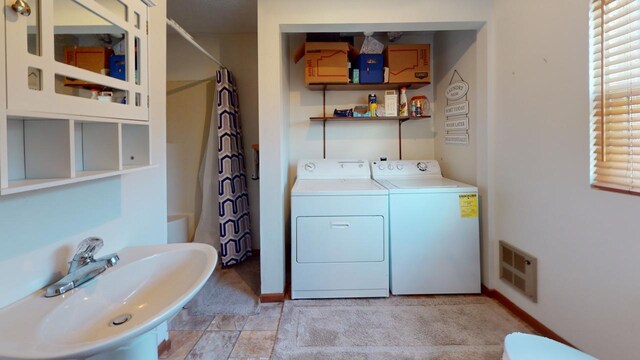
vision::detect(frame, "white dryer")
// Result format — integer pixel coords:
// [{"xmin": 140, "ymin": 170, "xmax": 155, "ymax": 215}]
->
[
  {"xmin": 372, "ymin": 160, "xmax": 480, "ymax": 295},
  {"xmin": 291, "ymin": 159, "xmax": 389, "ymax": 299}
]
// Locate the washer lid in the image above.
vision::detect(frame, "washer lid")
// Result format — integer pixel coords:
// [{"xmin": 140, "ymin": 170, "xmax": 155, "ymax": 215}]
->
[
  {"xmin": 375, "ymin": 177, "xmax": 477, "ymax": 193},
  {"xmin": 503, "ymin": 333, "xmax": 596, "ymax": 360},
  {"xmin": 292, "ymin": 179, "xmax": 388, "ymax": 196}
]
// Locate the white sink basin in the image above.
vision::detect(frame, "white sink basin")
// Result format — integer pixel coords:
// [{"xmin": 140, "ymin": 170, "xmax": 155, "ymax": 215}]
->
[{"xmin": 0, "ymin": 243, "xmax": 217, "ymax": 360}]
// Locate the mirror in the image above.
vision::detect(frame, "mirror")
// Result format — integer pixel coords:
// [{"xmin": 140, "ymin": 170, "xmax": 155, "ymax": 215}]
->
[
  {"xmin": 53, "ymin": 0, "xmax": 128, "ymax": 82},
  {"xmin": 135, "ymin": 36, "xmax": 140, "ymax": 85},
  {"xmin": 26, "ymin": 0, "xmax": 40, "ymax": 55},
  {"xmin": 53, "ymin": 0, "xmax": 129, "ymax": 105},
  {"xmin": 55, "ymin": 74, "xmax": 128, "ymax": 105}
]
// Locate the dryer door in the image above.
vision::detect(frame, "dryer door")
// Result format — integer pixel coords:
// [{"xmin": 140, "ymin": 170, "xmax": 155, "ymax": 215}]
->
[{"xmin": 296, "ymin": 216, "xmax": 384, "ymax": 263}]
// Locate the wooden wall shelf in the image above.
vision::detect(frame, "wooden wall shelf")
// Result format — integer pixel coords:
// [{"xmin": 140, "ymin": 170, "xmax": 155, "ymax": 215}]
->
[
  {"xmin": 306, "ymin": 82, "xmax": 430, "ymax": 91},
  {"xmin": 308, "ymin": 81, "xmax": 432, "ymax": 159},
  {"xmin": 310, "ymin": 115, "xmax": 431, "ymax": 122}
]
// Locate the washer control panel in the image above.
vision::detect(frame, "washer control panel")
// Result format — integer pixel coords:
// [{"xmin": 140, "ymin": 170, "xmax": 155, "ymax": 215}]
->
[{"xmin": 371, "ymin": 160, "xmax": 442, "ymax": 178}]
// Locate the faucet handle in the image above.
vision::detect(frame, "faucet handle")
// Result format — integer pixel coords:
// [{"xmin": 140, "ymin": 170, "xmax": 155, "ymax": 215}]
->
[
  {"xmin": 67, "ymin": 237, "xmax": 104, "ymax": 275},
  {"xmin": 75, "ymin": 237, "xmax": 103, "ymax": 258}
]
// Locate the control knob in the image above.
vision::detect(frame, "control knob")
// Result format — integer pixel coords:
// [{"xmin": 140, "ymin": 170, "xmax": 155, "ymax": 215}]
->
[
  {"xmin": 396, "ymin": 164, "xmax": 404, "ymax": 170},
  {"xmin": 417, "ymin": 162, "xmax": 428, "ymax": 171},
  {"xmin": 304, "ymin": 162, "xmax": 316, "ymax": 172}
]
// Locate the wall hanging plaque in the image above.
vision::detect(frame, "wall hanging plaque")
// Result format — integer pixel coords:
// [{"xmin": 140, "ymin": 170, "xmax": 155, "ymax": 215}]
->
[
  {"xmin": 445, "ymin": 117, "xmax": 469, "ymax": 131},
  {"xmin": 445, "ymin": 81, "xmax": 469, "ymax": 101},
  {"xmin": 445, "ymin": 134, "xmax": 469, "ymax": 145},
  {"xmin": 445, "ymin": 101, "xmax": 469, "ymax": 117}
]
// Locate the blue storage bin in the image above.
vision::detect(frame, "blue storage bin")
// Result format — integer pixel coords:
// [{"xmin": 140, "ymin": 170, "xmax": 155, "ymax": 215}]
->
[
  {"xmin": 358, "ymin": 54, "xmax": 384, "ymax": 84},
  {"xmin": 109, "ymin": 55, "xmax": 126, "ymax": 81}
]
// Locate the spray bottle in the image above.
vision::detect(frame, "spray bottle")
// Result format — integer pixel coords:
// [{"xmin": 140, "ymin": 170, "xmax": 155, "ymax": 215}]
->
[{"xmin": 399, "ymin": 87, "xmax": 408, "ymax": 116}]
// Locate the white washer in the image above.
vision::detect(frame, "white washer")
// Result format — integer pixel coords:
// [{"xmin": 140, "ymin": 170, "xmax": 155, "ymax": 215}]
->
[
  {"xmin": 372, "ymin": 160, "xmax": 480, "ymax": 295},
  {"xmin": 291, "ymin": 159, "xmax": 389, "ymax": 299}
]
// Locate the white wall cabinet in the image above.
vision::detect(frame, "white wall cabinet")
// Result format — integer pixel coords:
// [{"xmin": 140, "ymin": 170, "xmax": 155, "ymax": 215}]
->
[
  {"xmin": 1, "ymin": 0, "xmax": 153, "ymax": 195},
  {"xmin": 5, "ymin": 0, "xmax": 149, "ymax": 120}
]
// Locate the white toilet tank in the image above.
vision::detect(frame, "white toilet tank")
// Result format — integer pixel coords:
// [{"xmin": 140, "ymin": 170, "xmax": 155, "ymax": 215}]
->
[{"xmin": 503, "ymin": 333, "xmax": 597, "ymax": 360}]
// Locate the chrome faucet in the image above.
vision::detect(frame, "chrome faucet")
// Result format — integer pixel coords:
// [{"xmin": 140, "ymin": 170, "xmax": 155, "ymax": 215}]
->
[{"xmin": 45, "ymin": 237, "xmax": 119, "ymax": 297}]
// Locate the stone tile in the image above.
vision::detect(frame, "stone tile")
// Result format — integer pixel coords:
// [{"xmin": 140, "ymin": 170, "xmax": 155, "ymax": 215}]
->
[
  {"xmin": 159, "ymin": 331, "xmax": 202, "ymax": 360},
  {"xmin": 258, "ymin": 302, "xmax": 283, "ymax": 317},
  {"xmin": 169, "ymin": 308, "xmax": 215, "ymax": 331},
  {"xmin": 228, "ymin": 357, "xmax": 270, "ymax": 360},
  {"xmin": 243, "ymin": 314, "xmax": 280, "ymax": 331},
  {"xmin": 242, "ymin": 302, "xmax": 283, "ymax": 331},
  {"xmin": 229, "ymin": 331, "xmax": 276, "ymax": 359},
  {"xmin": 208, "ymin": 314, "xmax": 248, "ymax": 331},
  {"xmin": 185, "ymin": 331, "xmax": 240, "ymax": 360}
]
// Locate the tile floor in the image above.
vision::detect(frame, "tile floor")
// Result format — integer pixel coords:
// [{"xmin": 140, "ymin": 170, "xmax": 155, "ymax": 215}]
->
[
  {"xmin": 158, "ymin": 256, "xmax": 529, "ymax": 359},
  {"xmin": 160, "ymin": 302, "xmax": 283, "ymax": 360}
]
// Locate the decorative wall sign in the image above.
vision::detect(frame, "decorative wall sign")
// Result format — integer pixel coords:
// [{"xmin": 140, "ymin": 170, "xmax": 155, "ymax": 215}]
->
[
  {"xmin": 444, "ymin": 70, "xmax": 470, "ymax": 145},
  {"xmin": 445, "ymin": 81, "xmax": 469, "ymax": 101},
  {"xmin": 445, "ymin": 117, "xmax": 469, "ymax": 131},
  {"xmin": 445, "ymin": 101, "xmax": 469, "ymax": 117},
  {"xmin": 445, "ymin": 134, "xmax": 469, "ymax": 144}
]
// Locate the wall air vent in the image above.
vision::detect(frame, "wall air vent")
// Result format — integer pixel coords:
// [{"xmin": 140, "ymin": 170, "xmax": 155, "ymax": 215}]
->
[{"xmin": 499, "ymin": 241, "xmax": 537, "ymax": 302}]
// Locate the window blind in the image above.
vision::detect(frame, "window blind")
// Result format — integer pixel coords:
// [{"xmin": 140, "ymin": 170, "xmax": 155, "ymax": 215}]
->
[{"xmin": 591, "ymin": 0, "xmax": 640, "ymax": 194}]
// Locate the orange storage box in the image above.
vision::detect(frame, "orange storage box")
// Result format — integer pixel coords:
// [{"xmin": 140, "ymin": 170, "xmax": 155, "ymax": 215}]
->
[
  {"xmin": 384, "ymin": 44, "xmax": 430, "ymax": 83},
  {"xmin": 293, "ymin": 42, "xmax": 358, "ymax": 84},
  {"xmin": 63, "ymin": 46, "xmax": 113, "ymax": 86}
]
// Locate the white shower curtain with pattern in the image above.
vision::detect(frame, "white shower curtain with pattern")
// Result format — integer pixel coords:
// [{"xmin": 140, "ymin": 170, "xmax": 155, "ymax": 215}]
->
[
  {"xmin": 215, "ymin": 69, "xmax": 252, "ymax": 265},
  {"xmin": 194, "ymin": 69, "xmax": 252, "ymax": 266}
]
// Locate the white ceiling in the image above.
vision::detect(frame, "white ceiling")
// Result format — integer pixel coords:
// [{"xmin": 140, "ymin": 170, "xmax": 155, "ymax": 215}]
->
[{"xmin": 167, "ymin": 0, "xmax": 257, "ymax": 34}]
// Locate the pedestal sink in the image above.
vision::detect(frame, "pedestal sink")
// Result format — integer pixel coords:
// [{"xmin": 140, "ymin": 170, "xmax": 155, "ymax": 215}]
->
[{"xmin": 0, "ymin": 243, "xmax": 217, "ymax": 360}]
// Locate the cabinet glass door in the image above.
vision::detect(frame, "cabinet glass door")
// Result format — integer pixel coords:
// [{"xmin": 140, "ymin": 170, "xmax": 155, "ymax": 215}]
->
[{"xmin": 5, "ymin": 0, "xmax": 149, "ymax": 121}]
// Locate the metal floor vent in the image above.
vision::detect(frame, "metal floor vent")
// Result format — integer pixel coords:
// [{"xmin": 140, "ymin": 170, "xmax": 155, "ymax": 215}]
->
[{"xmin": 499, "ymin": 241, "xmax": 537, "ymax": 302}]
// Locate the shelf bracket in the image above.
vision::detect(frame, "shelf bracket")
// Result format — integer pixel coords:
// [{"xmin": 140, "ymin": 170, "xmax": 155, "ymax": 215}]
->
[
  {"xmin": 398, "ymin": 119, "xmax": 402, "ymax": 160},
  {"xmin": 322, "ymin": 87, "xmax": 326, "ymax": 159},
  {"xmin": 323, "ymin": 119, "xmax": 326, "ymax": 159}
]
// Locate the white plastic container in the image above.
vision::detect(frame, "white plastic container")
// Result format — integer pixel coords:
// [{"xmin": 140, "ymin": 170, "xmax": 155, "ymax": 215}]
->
[{"xmin": 385, "ymin": 90, "xmax": 398, "ymax": 116}]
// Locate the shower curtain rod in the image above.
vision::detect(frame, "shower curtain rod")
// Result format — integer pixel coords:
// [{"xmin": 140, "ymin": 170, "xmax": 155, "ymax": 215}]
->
[{"xmin": 166, "ymin": 18, "xmax": 226, "ymax": 69}]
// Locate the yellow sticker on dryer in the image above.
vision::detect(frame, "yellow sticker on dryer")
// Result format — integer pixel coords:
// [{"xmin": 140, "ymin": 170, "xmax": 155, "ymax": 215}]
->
[{"xmin": 459, "ymin": 194, "xmax": 478, "ymax": 218}]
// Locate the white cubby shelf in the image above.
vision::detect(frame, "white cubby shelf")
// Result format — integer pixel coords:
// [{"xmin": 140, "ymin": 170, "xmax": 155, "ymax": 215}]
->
[{"xmin": 1, "ymin": 116, "xmax": 153, "ymax": 196}]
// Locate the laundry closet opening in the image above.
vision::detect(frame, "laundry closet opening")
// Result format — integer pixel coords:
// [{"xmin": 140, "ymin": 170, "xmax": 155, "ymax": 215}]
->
[{"xmin": 282, "ymin": 28, "xmax": 485, "ymax": 289}]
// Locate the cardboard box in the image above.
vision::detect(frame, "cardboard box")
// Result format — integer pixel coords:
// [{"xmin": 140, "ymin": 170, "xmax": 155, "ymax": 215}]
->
[
  {"xmin": 294, "ymin": 42, "xmax": 358, "ymax": 84},
  {"xmin": 63, "ymin": 46, "xmax": 113, "ymax": 86},
  {"xmin": 357, "ymin": 54, "xmax": 384, "ymax": 84},
  {"xmin": 384, "ymin": 44, "xmax": 430, "ymax": 83}
]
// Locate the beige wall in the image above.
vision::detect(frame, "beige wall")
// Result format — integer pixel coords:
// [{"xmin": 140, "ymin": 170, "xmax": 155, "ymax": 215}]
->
[
  {"xmin": 166, "ymin": 80, "xmax": 214, "ymax": 240},
  {"xmin": 491, "ymin": 1, "xmax": 639, "ymax": 358},
  {"xmin": 166, "ymin": 33, "xmax": 260, "ymax": 249},
  {"xmin": 434, "ymin": 30, "xmax": 478, "ymax": 186}
]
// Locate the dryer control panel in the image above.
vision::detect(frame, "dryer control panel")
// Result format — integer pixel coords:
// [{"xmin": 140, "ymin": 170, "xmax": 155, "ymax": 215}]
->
[
  {"xmin": 297, "ymin": 159, "xmax": 371, "ymax": 180},
  {"xmin": 371, "ymin": 160, "xmax": 442, "ymax": 178}
]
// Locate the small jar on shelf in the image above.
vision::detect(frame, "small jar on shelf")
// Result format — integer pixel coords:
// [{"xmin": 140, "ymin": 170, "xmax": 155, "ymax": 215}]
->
[{"xmin": 410, "ymin": 95, "xmax": 430, "ymax": 117}]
